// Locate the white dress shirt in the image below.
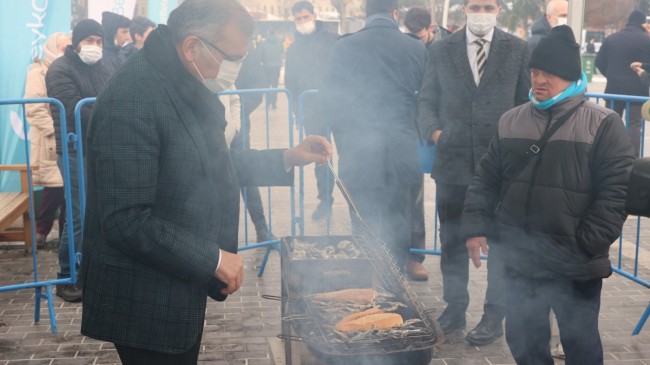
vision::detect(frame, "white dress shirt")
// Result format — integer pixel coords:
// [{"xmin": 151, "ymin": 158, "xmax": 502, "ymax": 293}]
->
[{"xmin": 466, "ymin": 27, "xmax": 495, "ymax": 86}]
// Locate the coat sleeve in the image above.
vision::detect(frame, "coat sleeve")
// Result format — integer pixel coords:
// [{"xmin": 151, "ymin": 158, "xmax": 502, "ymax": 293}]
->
[
  {"xmin": 576, "ymin": 113, "xmax": 634, "ymax": 256},
  {"xmin": 88, "ymin": 98, "xmax": 221, "ymax": 288},
  {"xmin": 417, "ymin": 46, "xmax": 442, "ymax": 141},
  {"xmin": 231, "ymin": 148, "xmax": 293, "ymax": 187},
  {"xmin": 461, "ymin": 134, "xmax": 503, "ymax": 240},
  {"xmin": 514, "ymin": 46, "xmax": 531, "ymax": 107},
  {"xmin": 24, "ymin": 64, "xmax": 55, "ymax": 137}
]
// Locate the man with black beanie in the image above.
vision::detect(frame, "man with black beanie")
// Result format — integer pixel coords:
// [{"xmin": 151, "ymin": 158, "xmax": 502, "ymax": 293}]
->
[
  {"xmin": 101, "ymin": 11, "xmax": 132, "ymax": 75},
  {"xmin": 596, "ymin": 10, "xmax": 650, "ymax": 157},
  {"xmin": 463, "ymin": 25, "xmax": 634, "ymax": 364},
  {"xmin": 45, "ymin": 18, "xmax": 110, "ymax": 302}
]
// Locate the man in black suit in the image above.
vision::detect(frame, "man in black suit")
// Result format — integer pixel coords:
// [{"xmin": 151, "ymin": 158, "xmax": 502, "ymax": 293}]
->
[
  {"xmin": 418, "ymin": 0, "xmax": 530, "ymax": 346},
  {"xmin": 80, "ymin": 0, "xmax": 331, "ymax": 363},
  {"xmin": 320, "ymin": 0, "xmax": 426, "ymax": 273}
]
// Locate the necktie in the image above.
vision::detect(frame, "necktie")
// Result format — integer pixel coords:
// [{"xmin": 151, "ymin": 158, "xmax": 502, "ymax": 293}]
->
[{"xmin": 476, "ymin": 38, "xmax": 487, "ymax": 80}]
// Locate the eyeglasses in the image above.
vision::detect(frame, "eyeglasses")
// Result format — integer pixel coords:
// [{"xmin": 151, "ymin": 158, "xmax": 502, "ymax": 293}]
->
[
  {"xmin": 199, "ymin": 37, "xmax": 247, "ymax": 64},
  {"xmin": 466, "ymin": 4, "xmax": 499, "ymax": 12}
]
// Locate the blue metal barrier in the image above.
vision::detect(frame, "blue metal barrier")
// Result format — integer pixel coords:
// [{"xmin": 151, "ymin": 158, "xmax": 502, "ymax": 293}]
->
[
  {"xmin": 586, "ymin": 92, "xmax": 650, "ymax": 335},
  {"xmin": 219, "ymin": 88, "xmax": 295, "ymax": 277},
  {"xmin": 0, "ymin": 98, "xmax": 78, "ymax": 334},
  {"xmin": 294, "ymin": 90, "xmax": 334, "ymax": 236},
  {"xmin": 74, "ymin": 98, "xmax": 95, "ymax": 243}
]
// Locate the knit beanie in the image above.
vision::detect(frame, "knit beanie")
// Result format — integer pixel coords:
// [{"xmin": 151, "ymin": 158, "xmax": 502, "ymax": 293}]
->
[
  {"xmin": 72, "ymin": 19, "xmax": 104, "ymax": 48},
  {"xmin": 628, "ymin": 10, "xmax": 647, "ymax": 27},
  {"xmin": 529, "ymin": 25, "xmax": 581, "ymax": 81}
]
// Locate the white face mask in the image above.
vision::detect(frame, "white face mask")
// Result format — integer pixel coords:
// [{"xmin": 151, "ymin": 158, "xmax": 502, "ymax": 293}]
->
[
  {"xmin": 193, "ymin": 40, "xmax": 244, "ymax": 94},
  {"xmin": 466, "ymin": 13, "xmax": 498, "ymax": 37},
  {"xmin": 296, "ymin": 20, "xmax": 316, "ymax": 35},
  {"xmin": 78, "ymin": 45, "xmax": 103, "ymax": 65},
  {"xmin": 556, "ymin": 16, "xmax": 568, "ymax": 27}
]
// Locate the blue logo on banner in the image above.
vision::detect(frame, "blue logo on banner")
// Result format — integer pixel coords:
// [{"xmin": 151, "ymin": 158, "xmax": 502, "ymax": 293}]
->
[{"xmin": 0, "ymin": 0, "xmax": 71, "ymax": 191}]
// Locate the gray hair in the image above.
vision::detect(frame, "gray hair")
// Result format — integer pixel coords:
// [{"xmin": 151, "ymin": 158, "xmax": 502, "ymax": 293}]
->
[{"xmin": 167, "ymin": 0, "xmax": 254, "ymax": 44}]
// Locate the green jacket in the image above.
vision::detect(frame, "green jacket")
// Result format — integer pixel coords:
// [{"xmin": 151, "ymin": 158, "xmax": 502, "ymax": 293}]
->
[{"xmin": 80, "ymin": 25, "xmax": 291, "ymax": 353}]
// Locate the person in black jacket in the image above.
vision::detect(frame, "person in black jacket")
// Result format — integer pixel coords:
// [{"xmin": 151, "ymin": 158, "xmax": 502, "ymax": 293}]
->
[
  {"xmin": 463, "ymin": 26, "xmax": 634, "ymax": 364},
  {"xmin": 285, "ymin": 1, "xmax": 338, "ymax": 221},
  {"xmin": 45, "ymin": 19, "xmax": 111, "ymax": 302},
  {"xmin": 527, "ymin": 0, "xmax": 568, "ymax": 52},
  {"xmin": 596, "ymin": 10, "xmax": 650, "ymax": 157},
  {"xmin": 101, "ymin": 11, "xmax": 132, "ymax": 75}
]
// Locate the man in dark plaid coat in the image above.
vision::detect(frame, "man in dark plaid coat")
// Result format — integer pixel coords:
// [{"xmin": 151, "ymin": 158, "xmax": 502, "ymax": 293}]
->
[{"xmin": 80, "ymin": 0, "xmax": 332, "ymax": 363}]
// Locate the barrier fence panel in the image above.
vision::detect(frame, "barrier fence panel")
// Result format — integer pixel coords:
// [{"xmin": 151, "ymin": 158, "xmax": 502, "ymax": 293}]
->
[
  {"xmin": 220, "ymin": 88, "xmax": 295, "ymax": 277},
  {"xmin": 0, "ymin": 97, "xmax": 79, "ymax": 334},
  {"xmin": 586, "ymin": 92, "xmax": 650, "ymax": 335}
]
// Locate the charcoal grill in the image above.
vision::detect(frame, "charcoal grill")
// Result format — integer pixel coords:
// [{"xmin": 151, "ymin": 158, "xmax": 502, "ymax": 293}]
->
[
  {"xmin": 275, "ymin": 235, "xmax": 443, "ymax": 365},
  {"xmin": 281, "ymin": 236, "xmax": 375, "ymax": 295}
]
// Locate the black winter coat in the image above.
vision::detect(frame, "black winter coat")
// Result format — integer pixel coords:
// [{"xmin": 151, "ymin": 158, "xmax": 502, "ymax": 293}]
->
[
  {"xmin": 527, "ymin": 15, "xmax": 551, "ymax": 52},
  {"xmin": 285, "ymin": 21, "xmax": 337, "ymax": 119},
  {"xmin": 80, "ymin": 25, "xmax": 292, "ymax": 353},
  {"xmin": 320, "ymin": 16, "xmax": 426, "ymax": 189},
  {"xmin": 462, "ymin": 95, "xmax": 634, "ymax": 281},
  {"xmin": 101, "ymin": 44, "xmax": 126, "ymax": 76},
  {"xmin": 596, "ymin": 25, "xmax": 650, "ymax": 97},
  {"xmin": 46, "ymin": 45, "xmax": 110, "ymax": 155}
]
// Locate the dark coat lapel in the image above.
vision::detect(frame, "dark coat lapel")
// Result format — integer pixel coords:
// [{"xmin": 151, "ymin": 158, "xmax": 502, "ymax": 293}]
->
[
  {"xmin": 447, "ymin": 29, "xmax": 477, "ymax": 93},
  {"xmin": 477, "ymin": 28, "xmax": 508, "ymax": 90},
  {"xmin": 165, "ymin": 85, "xmax": 216, "ymax": 180}
]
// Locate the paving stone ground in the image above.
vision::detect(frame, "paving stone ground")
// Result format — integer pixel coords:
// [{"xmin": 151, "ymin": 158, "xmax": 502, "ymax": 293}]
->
[{"xmin": 1, "ymin": 80, "xmax": 649, "ymax": 364}]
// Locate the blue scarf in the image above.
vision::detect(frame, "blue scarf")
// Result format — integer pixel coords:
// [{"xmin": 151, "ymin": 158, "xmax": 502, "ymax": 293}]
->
[{"xmin": 529, "ymin": 71, "xmax": 588, "ymax": 110}]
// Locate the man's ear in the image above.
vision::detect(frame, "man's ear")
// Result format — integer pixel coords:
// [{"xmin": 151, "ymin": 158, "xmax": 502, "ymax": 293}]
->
[{"xmin": 180, "ymin": 35, "xmax": 201, "ymax": 62}]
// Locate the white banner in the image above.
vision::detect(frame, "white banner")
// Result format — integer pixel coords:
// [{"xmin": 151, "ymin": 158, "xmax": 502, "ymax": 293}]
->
[{"xmin": 87, "ymin": 0, "xmax": 137, "ymax": 23}]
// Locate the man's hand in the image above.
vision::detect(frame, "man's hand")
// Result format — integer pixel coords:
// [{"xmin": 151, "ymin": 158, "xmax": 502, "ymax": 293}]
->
[
  {"xmin": 466, "ymin": 236, "xmax": 488, "ymax": 269},
  {"xmin": 214, "ymin": 250, "xmax": 244, "ymax": 295},
  {"xmin": 284, "ymin": 135, "xmax": 333, "ymax": 167},
  {"xmin": 631, "ymin": 62, "xmax": 645, "ymax": 76},
  {"xmin": 431, "ymin": 130, "xmax": 442, "ymax": 144}
]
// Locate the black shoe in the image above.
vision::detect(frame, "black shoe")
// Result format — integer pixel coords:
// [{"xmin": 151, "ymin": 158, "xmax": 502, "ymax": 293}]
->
[
  {"xmin": 55, "ymin": 284, "xmax": 82, "ymax": 303},
  {"xmin": 437, "ymin": 308, "xmax": 466, "ymax": 334},
  {"xmin": 35, "ymin": 234, "xmax": 46, "ymax": 249},
  {"xmin": 311, "ymin": 201, "xmax": 332, "ymax": 220},
  {"xmin": 465, "ymin": 315, "xmax": 504, "ymax": 346}
]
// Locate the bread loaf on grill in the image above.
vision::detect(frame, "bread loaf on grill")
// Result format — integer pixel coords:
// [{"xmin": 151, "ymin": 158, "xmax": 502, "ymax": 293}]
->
[
  {"xmin": 313, "ymin": 288, "xmax": 378, "ymax": 303},
  {"xmin": 336, "ymin": 313, "xmax": 403, "ymax": 332},
  {"xmin": 335, "ymin": 308, "xmax": 384, "ymax": 332}
]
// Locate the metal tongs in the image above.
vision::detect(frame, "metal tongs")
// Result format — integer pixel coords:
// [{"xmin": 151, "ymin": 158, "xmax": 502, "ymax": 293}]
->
[{"xmin": 326, "ymin": 160, "xmax": 371, "ymax": 231}]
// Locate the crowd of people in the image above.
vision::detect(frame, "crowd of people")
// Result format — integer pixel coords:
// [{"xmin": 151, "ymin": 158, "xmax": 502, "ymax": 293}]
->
[{"xmin": 21, "ymin": 0, "xmax": 647, "ymax": 364}]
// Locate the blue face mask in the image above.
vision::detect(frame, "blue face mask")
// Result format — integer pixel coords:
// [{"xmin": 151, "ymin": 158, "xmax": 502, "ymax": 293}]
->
[{"xmin": 529, "ymin": 71, "xmax": 588, "ymax": 110}]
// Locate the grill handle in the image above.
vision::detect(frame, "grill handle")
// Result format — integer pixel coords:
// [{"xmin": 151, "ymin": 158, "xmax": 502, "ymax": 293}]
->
[
  {"xmin": 261, "ymin": 294, "xmax": 299, "ymax": 303},
  {"xmin": 277, "ymin": 333, "xmax": 303, "ymax": 342}
]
